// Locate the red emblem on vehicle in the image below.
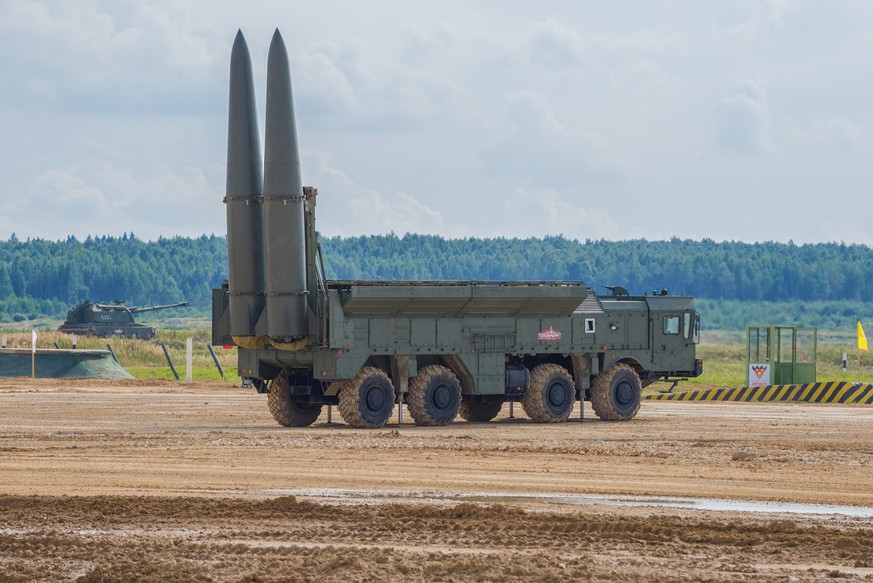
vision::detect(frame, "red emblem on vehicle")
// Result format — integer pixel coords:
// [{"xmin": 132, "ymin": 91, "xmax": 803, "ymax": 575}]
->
[{"xmin": 537, "ymin": 326, "xmax": 562, "ymax": 342}]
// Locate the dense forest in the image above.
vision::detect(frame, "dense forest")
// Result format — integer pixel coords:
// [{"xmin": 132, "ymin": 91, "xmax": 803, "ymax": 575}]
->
[
  {"xmin": 0, "ymin": 234, "xmax": 227, "ymax": 322},
  {"xmin": 1, "ymin": 233, "xmax": 871, "ymax": 331},
  {"xmin": 321, "ymin": 235, "xmax": 872, "ymax": 301}
]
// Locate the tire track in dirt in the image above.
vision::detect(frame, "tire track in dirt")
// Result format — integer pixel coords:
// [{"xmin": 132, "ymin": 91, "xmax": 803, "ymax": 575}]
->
[
  {"xmin": 2, "ymin": 381, "xmax": 873, "ymax": 581},
  {"xmin": 1, "ymin": 495, "xmax": 872, "ymax": 582}
]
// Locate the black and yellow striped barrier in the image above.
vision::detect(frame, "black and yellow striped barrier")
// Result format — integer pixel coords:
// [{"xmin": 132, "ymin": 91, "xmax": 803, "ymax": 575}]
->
[{"xmin": 645, "ymin": 382, "xmax": 873, "ymax": 404}]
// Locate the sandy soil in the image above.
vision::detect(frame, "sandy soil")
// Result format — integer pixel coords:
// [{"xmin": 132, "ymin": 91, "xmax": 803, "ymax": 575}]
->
[{"xmin": 1, "ymin": 378, "xmax": 872, "ymax": 582}]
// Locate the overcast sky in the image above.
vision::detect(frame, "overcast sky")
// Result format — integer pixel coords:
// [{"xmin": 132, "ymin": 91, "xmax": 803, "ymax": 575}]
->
[{"xmin": 1, "ymin": 1, "xmax": 871, "ymax": 244}]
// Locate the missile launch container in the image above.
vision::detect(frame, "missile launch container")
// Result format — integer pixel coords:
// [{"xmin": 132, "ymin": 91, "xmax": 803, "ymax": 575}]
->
[{"xmin": 212, "ymin": 30, "xmax": 703, "ymax": 428}]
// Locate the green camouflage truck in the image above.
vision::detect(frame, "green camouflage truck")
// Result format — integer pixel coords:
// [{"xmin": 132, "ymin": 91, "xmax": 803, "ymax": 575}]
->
[{"xmin": 212, "ymin": 30, "xmax": 703, "ymax": 428}]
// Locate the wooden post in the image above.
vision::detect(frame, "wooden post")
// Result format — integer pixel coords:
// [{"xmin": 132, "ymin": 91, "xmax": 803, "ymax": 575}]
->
[
  {"xmin": 185, "ymin": 338, "xmax": 193, "ymax": 383},
  {"xmin": 161, "ymin": 342, "xmax": 181, "ymax": 380},
  {"xmin": 31, "ymin": 330, "xmax": 36, "ymax": 378},
  {"xmin": 206, "ymin": 344, "xmax": 226, "ymax": 380}
]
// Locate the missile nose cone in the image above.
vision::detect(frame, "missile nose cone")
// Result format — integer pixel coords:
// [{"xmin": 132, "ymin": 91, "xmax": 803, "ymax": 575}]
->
[
  {"xmin": 227, "ymin": 28, "xmax": 262, "ymax": 196},
  {"xmin": 230, "ymin": 30, "xmax": 251, "ymax": 71},
  {"xmin": 264, "ymin": 27, "xmax": 301, "ymax": 195},
  {"xmin": 271, "ymin": 28, "xmax": 284, "ymax": 47},
  {"xmin": 267, "ymin": 29, "xmax": 291, "ymax": 87},
  {"xmin": 267, "ymin": 30, "xmax": 292, "ymax": 97}
]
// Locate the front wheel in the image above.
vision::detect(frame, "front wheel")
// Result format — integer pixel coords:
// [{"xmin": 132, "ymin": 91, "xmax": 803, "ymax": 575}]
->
[
  {"xmin": 267, "ymin": 371, "xmax": 323, "ymax": 427},
  {"xmin": 338, "ymin": 367, "xmax": 395, "ymax": 428},
  {"xmin": 522, "ymin": 364, "xmax": 575, "ymax": 422},
  {"xmin": 590, "ymin": 363, "xmax": 642, "ymax": 421}
]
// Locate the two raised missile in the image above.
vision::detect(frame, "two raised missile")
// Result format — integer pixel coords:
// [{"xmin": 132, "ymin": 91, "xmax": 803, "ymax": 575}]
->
[{"xmin": 225, "ymin": 30, "xmax": 308, "ymax": 340}]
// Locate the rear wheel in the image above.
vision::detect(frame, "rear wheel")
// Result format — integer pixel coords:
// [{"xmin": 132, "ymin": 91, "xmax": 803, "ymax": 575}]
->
[
  {"xmin": 590, "ymin": 363, "xmax": 642, "ymax": 421},
  {"xmin": 458, "ymin": 400, "xmax": 502, "ymax": 422},
  {"xmin": 522, "ymin": 364, "xmax": 575, "ymax": 422},
  {"xmin": 338, "ymin": 367, "xmax": 395, "ymax": 428},
  {"xmin": 407, "ymin": 365, "xmax": 462, "ymax": 426},
  {"xmin": 267, "ymin": 371, "xmax": 323, "ymax": 427}
]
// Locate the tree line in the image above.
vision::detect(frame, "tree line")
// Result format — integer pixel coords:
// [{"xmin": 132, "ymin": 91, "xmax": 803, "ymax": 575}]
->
[
  {"xmin": 0, "ymin": 233, "xmax": 226, "ymax": 322},
  {"xmin": 1, "ymin": 233, "xmax": 871, "ymax": 328},
  {"xmin": 321, "ymin": 234, "xmax": 872, "ymax": 302}
]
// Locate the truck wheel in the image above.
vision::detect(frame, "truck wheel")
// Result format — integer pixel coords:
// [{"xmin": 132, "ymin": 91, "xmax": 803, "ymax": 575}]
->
[
  {"xmin": 407, "ymin": 365, "xmax": 462, "ymax": 426},
  {"xmin": 522, "ymin": 364, "xmax": 575, "ymax": 422},
  {"xmin": 267, "ymin": 371, "xmax": 323, "ymax": 427},
  {"xmin": 458, "ymin": 400, "xmax": 502, "ymax": 422},
  {"xmin": 590, "ymin": 363, "xmax": 642, "ymax": 421},
  {"xmin": 338, "ymin": 367, "xmax": 395, "ymax": 428}
]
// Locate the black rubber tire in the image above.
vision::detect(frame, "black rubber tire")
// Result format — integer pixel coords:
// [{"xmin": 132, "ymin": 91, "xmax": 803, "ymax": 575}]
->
[
  {"xmin": 338, "ymin": 367, "xmax": 395, "ymax": 428},
  {"xmin": 522, "ymin": 363, "xmax": 575, "ymax": 423},
  {"xmin": 407, "ymin": 365, "xmax": 462, "ymax": 426},
  {"xmin": 267, "ymin": 371, "xmax": 323, "ymax": 427},
  {"xmin": 458, "ymin": 400, "xmax": 502, "ymax": 422},
  {"xmin": 590, "ymin": 363, "xmax": 642, "ymax": 421}
]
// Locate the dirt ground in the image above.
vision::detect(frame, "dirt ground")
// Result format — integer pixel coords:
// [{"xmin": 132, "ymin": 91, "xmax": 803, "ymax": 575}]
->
[{"xmin": 1, "ymin": 378, "xmax": 872, "ymax": 582}]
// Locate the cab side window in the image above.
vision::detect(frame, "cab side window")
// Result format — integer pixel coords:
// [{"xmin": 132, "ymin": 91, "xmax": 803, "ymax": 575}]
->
[
  {"xmin": 663, "ymin": 315, "xmax": 680, "ymax": 335},
  {"xmin": 684, "ymin": 312, "xmax": 700, "ymax": 343}
]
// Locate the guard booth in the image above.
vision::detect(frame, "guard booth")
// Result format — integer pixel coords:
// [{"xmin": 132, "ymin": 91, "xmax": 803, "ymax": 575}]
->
[{"xmin": 746, "ymin": 325, "xmax": 817, "ymax": 386}]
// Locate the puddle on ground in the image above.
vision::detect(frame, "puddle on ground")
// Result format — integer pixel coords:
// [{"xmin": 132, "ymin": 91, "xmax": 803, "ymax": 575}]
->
[
  {"xmin": 252, "ymin": 487, "xmax": 873, "ymax": 518},
  {"xmin": 459, "ymin": 493, "xmax": 873, "ymax": 517}
]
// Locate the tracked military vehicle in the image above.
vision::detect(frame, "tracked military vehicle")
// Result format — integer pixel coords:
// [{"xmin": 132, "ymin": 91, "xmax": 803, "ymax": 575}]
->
[
  {"xmin": 212, "ymin": 30, "xmax": 702, "ymax": 428},
  {"xmin": 59, "ymin": 300, "xmax": 187, "ymax": 339}
]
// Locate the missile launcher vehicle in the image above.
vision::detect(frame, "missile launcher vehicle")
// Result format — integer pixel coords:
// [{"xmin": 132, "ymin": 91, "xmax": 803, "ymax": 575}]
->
[
  {"xmin": 59, "ymin": 300, "xmax": 187, "ymax": 339},
  {"xmin": 212, "ymin": 30, "xmax": 703, "ymax": 428}
]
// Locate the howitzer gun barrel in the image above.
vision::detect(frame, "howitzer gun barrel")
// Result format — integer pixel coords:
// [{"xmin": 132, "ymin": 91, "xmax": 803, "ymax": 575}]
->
[{"xmin": 129, "ymin": 302, "xmax": 188, "ymax": 314}]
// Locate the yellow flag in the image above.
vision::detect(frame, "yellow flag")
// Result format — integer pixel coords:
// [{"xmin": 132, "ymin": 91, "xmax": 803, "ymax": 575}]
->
[{"xmin": 858, "ymin": 322, "xmax": 868, "ymax": 351}]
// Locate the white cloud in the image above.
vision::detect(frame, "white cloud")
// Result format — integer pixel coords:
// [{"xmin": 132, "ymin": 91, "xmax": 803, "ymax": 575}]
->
[
  {"xmin": 728, "ymin": 0, "xmax": 793, "ymax": 38},
  {"xmin": 0, "ymin": 0, "xmax": 223, "ymax": 114},
  {"xmin": 524, "ymin": 16, "xmax": 682, "ymax": 70},
  {"xmin": 3, "ymin": 160, "xmax": 222, "ymax": 240},
  {"xmin": 0, "ymin": 1, "xmax": 872, "ymax": 245},
  {"xmin": 491, "ymin": 91, "xmax": 630, "ymax": 185},
  {"xmin": 293, "ymin": 50, "xmax": 357, "ymax": 115},
  {"xmin": 716, "ymin": 77, "xmax": 775, "ymax": 155},
  {"xmin": 303, "ymin": 149, "xmax": 451, "ymax": 237},
  {"xmin": 527, "ymin": 17, "xmax": 588, "ymax": 68},
  {"xmin": 814, "ymin": 218, "xmax": 873, "ymax": 247},
  {"xmin": 348, "ymin": 191, "xmax": 446, "ymax": 236},
  {"xmin": 501, "ymin": 188, "xmax": 645, "ymax": 240},
  {"xmin": 810, "ymin": 117, "xmax": 863, "ymax": 153},
  {"xmin": 294, "ymin": 33, "xmax": 460, "ymax": 132},
  {"xmin": 400, "ymin": 20, "xmax": 458, "ymax": 67}
]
